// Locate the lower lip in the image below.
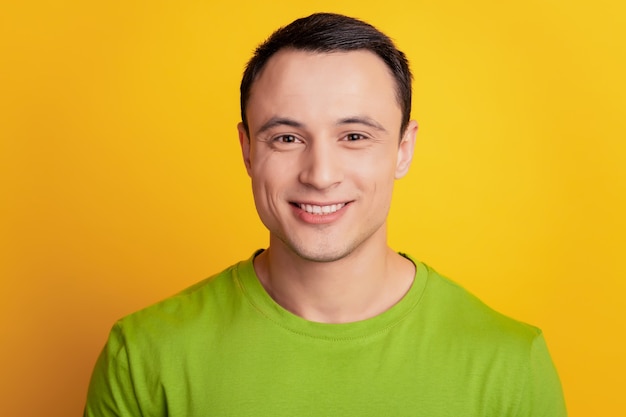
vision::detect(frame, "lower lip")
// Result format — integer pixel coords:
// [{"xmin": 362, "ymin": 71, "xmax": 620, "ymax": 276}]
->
[{"xmin": 291, "ymin": 203, "xmax": 350, "ymax": 225}]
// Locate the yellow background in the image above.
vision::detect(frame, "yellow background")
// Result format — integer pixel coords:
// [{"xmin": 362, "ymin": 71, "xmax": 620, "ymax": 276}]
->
[{"xmin": 1, "ymin": 1, "xmax": 624, "ymax": 416}]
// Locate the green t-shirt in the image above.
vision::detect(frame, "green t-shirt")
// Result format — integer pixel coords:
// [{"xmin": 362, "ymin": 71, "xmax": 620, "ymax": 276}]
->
[{"xmin": 84, "ymin": 252, "xmax": 566, "ymax": 416}]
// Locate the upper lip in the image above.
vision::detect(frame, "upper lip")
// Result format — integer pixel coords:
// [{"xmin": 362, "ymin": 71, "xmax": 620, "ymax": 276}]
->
[{"xmin": 291, "ymin": 201, "xmax": 350, "ymax": 206}]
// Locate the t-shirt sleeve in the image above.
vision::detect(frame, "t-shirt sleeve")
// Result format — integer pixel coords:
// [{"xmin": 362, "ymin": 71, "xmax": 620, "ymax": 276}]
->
[
  {"xmin": 83, "ymin": 323, "xmax": 142, "ymax": 417},
  {"xmin": 516, "ymin": 332, "xmax": 567, "ymax": 417}
]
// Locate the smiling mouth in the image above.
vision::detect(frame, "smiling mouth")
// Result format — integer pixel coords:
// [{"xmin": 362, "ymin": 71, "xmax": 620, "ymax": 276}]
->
[{"xmin": 293, "ymin": 202, "xmax": 347, "ymax": 215}]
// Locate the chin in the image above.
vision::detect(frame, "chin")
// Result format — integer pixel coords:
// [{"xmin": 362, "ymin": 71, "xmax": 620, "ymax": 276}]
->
[
  {"xmin": 294, "ymin": 252, "xmax": 348, "ymax": 263},
  {"xmin": 286, "ymin": 241, "xmax": 356, "ymax": 263}
]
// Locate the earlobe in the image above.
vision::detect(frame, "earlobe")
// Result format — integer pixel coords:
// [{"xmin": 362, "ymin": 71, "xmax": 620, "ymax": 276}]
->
[
  {"xmin": 395, "ymin": 120, "xmax": 418, "ymax": 179},
  {"xmin": 237, "ymin": 122, "xmax": 252, "ymax": 176}
]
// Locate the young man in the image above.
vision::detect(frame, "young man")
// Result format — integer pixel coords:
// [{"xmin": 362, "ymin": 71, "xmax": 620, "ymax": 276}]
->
[{"xmin": 84, "ymin": 13, "xmax": 566, "ymax": 416}]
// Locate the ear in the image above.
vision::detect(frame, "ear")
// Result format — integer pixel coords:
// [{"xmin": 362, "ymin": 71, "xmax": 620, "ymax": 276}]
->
[
  {"xmin": 395, "ymin": 120, "xmax": 418, "ymax": 179},
  {"xmin": 237, "ymin": 122, "xmax": 252, "ymax": 176}
]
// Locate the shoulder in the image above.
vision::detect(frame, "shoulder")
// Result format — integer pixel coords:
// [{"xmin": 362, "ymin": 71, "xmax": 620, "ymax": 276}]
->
[
  {"xmin": 114, "ymin": 255, "xmax": 255, "ymax": 347},
  {"xmin": 404, "ymin": 255, "xmax": 543, "ymax": 351},
  {"xmin": 406, "ymin": 258, "xmax": 567, "ymax": 414}
]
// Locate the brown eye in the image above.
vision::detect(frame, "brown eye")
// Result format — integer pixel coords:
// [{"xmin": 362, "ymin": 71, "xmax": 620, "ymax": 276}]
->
[
  {"xmin": 346, "ymin": 133, "xmax": 366, "ymax": 141},
  {"xmin": 275, "ymin": 134, "xmax": 298, "ymax": 143}
]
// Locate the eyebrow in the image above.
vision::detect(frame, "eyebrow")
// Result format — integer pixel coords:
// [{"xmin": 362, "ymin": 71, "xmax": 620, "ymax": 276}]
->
[
  {"xmin": 255, "ymin": 117, "xmax": 304, "ymax": 136},
  {"xmin": 337, "ymin": 116, "xmax": 388, "ymax": 133},
  {"xmin": 254, "ymin": 115, "xmax": 388, "ymax": 136}
]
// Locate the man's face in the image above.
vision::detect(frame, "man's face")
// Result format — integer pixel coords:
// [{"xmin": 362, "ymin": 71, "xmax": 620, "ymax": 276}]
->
[{"xmin": 238, "ymin": 49, "xmax": 417, "ymax": 263}]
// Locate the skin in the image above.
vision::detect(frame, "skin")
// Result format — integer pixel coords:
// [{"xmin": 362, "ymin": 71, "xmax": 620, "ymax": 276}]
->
[{"xmin": 238, "ymin": 49, "xmax": 418, "ymax": 323}]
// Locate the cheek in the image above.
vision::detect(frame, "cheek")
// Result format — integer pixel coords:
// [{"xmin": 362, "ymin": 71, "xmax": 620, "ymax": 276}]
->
[
  {"xmin": 251, "ymin": 149, "xmax": 303, "ymax": 185},
  {"xmin": 364, "ymin": 167, "xmax": 399, "ymax": 210},
  {"xmin": 351, "ymin": 153, "xmax": 398, "ymax": 186},
  {"xmin": 251, "ymin": 159, "xmax": 280, "ymax": 187},
  {"xmin": 250, "ymin": 159, "xmax": 291, "ymax": 206}
]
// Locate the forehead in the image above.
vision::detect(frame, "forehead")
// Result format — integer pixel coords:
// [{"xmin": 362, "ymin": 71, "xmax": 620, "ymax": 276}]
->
[{"xmin": 246, "ymin": 49, "xmax": 401, "ymax": 131}]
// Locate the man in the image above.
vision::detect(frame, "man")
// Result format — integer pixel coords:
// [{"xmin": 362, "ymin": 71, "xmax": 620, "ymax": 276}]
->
[{"xmin": 84, "ymin": 13, "xmax": 566, "ymax": 416}]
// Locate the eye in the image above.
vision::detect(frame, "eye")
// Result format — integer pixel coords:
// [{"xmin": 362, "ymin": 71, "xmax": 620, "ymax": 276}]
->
[
  {"xmin": 274, "ymin": 134, "xmax": 300, "ymax": 143},
  {"xmin": 345, "ymin": 133, "xmax": 367, "ymax": 141}
]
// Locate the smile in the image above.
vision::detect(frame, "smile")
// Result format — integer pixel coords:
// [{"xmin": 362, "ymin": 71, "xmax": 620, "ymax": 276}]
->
[{"xmin": 296, "ymin": 203, "xmax": 346, "ymax": 215}]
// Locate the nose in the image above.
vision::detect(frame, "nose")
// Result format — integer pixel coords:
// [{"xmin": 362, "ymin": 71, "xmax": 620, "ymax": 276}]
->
[{"xmin": 298, "ymin": 141, "xmax": 343, "ymax": 190}]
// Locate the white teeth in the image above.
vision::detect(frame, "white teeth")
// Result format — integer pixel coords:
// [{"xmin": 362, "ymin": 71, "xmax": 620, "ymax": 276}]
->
[{"xmin": 298, "ymin": 203, "xmax": 346, "ymax": 215}]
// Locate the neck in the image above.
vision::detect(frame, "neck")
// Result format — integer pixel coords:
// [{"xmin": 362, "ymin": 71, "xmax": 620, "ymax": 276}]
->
[{"xmin": 253, "ymin": 233, "xmax": 415, "ymax": 324}]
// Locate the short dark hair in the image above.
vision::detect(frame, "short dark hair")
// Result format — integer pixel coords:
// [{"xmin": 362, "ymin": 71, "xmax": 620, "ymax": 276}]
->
[{"xmin": 240, "ymin": 12, "xmax": 413, "ymax": 136}]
